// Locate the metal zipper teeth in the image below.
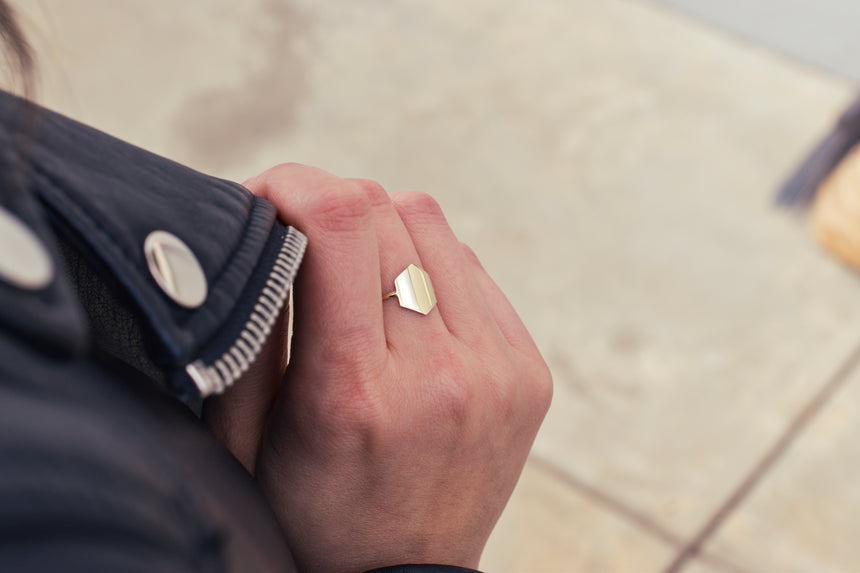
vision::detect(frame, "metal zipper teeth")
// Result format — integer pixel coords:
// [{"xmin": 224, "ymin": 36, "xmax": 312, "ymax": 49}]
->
[{"xmin": 185, "ymin": 227, "xmax": 307, "ymax": 397}]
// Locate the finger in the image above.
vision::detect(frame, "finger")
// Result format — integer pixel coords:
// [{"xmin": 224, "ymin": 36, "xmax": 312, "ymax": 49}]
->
[
  {"xmin": 460, "ymin": 243, "xmax": 542, "ymax": 357},
  {"xmin": 347, "ymin": 180, "xmax": 449, "ymax": 353},
  {"xmin": 247, "ymin": 164, "xmax": 387, "ymax": 371},
  {"xmin": 392, "ymin": 192, "xmax": 498, "ymax": 345}
]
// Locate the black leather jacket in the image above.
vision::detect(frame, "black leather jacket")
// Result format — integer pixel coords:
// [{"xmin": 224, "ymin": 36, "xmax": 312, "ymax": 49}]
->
[{"xmin": 0, "ymin": 91, "xmax": 480, "ymax": 573}]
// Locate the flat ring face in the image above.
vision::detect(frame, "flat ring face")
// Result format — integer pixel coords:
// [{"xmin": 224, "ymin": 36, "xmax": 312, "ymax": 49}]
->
[
  {"xmin": 0, "ymin": 206, "xmax": 54, "ymax": 291},
  {"xmin": 393, "ymin": 264, "xmax": 437, "ymax": 315},
  {"xmin": 144, "ymin": 230, "xmax": 208, "ymax": 309}
]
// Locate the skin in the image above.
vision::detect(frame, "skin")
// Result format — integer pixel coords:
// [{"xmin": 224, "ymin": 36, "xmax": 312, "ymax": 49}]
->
[{"xmin": 204, "ymin": 164, "xmax": 553, "ymax": 573}]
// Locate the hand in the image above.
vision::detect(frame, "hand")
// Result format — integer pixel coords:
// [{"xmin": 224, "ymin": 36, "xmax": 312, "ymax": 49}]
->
[{"xmin": 213, "ymin": 164, "xmax": 552, "ymax": 573}]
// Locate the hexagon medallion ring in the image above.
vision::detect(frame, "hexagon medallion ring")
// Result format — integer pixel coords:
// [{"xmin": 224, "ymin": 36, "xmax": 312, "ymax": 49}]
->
[{"xmin": 382, "ymin": 264, "xmax": 437, "ymax": 315}]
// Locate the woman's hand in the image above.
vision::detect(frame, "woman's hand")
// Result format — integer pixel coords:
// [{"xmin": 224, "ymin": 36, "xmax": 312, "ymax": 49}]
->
[{"xmin": 210, "ymin": 163, "xmax": 552, "ymax": 573}]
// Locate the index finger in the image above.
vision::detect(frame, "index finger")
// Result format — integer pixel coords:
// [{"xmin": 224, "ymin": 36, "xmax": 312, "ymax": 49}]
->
[{"xmin": 245, "ymin": 164, "xmax": 386, "ymax": 368}]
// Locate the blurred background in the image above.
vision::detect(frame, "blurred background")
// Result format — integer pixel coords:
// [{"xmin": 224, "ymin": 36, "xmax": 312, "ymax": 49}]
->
[{"xmin": 16, "ymin": 0, "xmax": 860, "ymax": 571}]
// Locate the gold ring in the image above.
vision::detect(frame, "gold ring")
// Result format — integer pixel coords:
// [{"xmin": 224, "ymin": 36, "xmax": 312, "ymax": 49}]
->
[{"xmin": 383, "ymin": 264, "xmax": 437, "ymax": 315}]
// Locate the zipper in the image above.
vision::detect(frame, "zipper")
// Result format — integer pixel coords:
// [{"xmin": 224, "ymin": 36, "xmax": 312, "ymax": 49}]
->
[{"xmin": 185, "ymin": 226, "xmax": 306, "ymax": 397}]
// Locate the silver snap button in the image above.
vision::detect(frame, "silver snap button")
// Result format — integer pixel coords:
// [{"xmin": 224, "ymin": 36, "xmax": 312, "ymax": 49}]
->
[
  {"xmin": 144, "ymin": 230, "xmax": 208, "ymax": 309},
  {"xmin": 0, "ymin": 205, "xmax": 54, "ymax": 291}
]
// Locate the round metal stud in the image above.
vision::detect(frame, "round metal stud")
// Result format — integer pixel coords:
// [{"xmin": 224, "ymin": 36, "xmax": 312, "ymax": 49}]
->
[
  {"xmin": 144, "ymin": 230, "xmax": 208, "ymax": 309},
  {"xmin": 0, "ymin": 205, "xmax": 54, "ymax": 291}
]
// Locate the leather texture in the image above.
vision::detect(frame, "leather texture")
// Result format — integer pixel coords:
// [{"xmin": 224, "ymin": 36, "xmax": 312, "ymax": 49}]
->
[
  {"xmin": 0, "ymin": 333, "xmax": 298, "ymax": 572},
  {"xmin": 0, "ymin": 90, "xmax": 299, "ymax": 571},
  {"xmin": 0, "ymin": 89, "xmax": 303, "ymax": 398}
]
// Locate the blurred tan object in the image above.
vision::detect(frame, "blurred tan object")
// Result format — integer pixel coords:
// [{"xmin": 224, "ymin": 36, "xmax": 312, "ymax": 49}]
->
[{"xmin": 810, "ymin": 143, "xmax": 860, "ymax": 271}]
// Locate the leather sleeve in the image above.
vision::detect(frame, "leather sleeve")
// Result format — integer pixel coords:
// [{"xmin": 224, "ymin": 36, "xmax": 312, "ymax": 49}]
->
[
  {"xmin": 0, "ymin": 90, "xmax": 307, "ymax": 401},
  {"xmin": 0, "ymin": 334, "xmax": 298, "ymax": 572}
]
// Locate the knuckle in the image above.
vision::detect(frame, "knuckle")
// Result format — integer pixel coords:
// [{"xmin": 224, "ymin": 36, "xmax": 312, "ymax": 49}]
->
[
  {"xmin": 307, "ymin": 183, "xmax": 372, "ymax": 232},
  {"xmin": 271, "ymin": 161, "xmax": 304, "ymax": 172},
  {"xmin": 433, "ymin": 381, "xmax": 473, "ymax": 427},
  {"xmin": 394, "ymin": 191, "xmax": 445, "ymax": 222},
  {"xmin": 252, "ymin": 162, "xmax": 325, "ymax": 204},
  {"xmin": 428, "ymin": 349, "xmax": 474, "ymax": 419},
  {"xmin": 260, "ymin": 162, "xmax": 304, "ymax": 187},
  {"xmin": 487, "ymin": 350, "xmax": 552, "ymax": 419},
  {"xmin": 529, "ymin": 358, "xmax": 554, "ymax": 414},
  {"xmin": 310, "ymin": 367, "xmax": 389, "ymax": 441},
  {"xmin": 460, "ymin": 242, "xmax": 481, "ymax": 266},
  {"xmin": 351, "ymin": 179, "xmax": 390, "ymax": 207},
  {"xmin": 486, "ymin": 357, "xmax": 518, "ymax": 406},
  {"xmin": 328, "ymin": 383, "xmax": 387, "ymax": 435}
]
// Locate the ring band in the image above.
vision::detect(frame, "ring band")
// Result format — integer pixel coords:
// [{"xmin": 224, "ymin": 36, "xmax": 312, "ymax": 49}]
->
[{"xmin": 383, "ymin": 264, "xmax": 437, "ymax": 315}]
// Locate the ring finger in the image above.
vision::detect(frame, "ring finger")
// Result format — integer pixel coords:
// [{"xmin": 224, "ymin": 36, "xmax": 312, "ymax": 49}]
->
[{"xmin": 347, "ymin": 179, "xmax": 448, "ymax": 354}]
